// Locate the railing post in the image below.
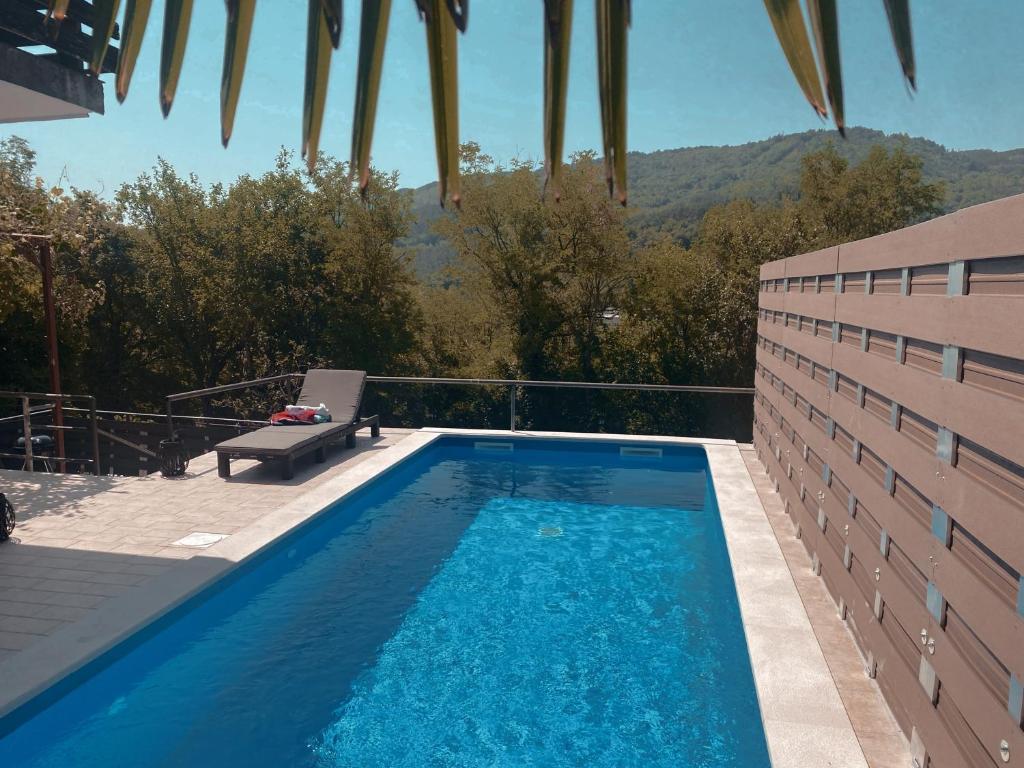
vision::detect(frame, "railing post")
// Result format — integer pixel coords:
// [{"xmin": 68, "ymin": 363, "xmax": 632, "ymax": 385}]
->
[
  {"xmin": 21, "ymin": 396, "xmax": 33, "ymax": 472},
  {"xmin": 165, "ymin": 397, "xmax": 176, "ymax": 441},
  {"xmin": 509, "ymin": 384, "xmax": 517, "ymax": 432},
  {"xmin": 88, "ymin": 396, "xmax": 101, "ymax": 476}
]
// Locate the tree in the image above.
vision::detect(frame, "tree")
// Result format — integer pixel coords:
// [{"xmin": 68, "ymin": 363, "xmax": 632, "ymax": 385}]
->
[
  {"xmin": 1, "ymin": 137, "xmax": 109, "ymax": 394},
  {"xmin": 314, "ymin": 163, "xmax": 422, "ymax": 375},
  {"xmin": 799, "ymin": 144, "xmax": 945, "ymax": 246},
  {"xmin": 436, "ymin": 145, "xmax": 631, "ymax": 381}
]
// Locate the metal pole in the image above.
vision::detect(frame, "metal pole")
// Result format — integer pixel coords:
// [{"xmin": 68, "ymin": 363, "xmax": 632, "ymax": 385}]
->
[
  {"xmin": 509, "ymin": 384, "xmax": 516, "ymax": 432},
  {"xmin": 21, "ymin": 396, "xmax": 33, "ymax": 472},
  {"xmin": 39, "ymin": 241, "xmax": 66, "ymax": 472},
  {"xmin": 165, "ymin": 398, "xmax": 176, "ymax": 441},
  {"xmin": 88, "ymin": 396, "xmax": 101, "ymax": 476}
]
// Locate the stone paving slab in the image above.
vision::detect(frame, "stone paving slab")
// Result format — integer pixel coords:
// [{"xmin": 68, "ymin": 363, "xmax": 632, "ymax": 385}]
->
[
  {"xmin": 739, "ymin": 445, "xmax": 910, "ymax": 768},
  {"xmin": 0, "ymin": 428, "xmax": 412, "ymax": 663}
]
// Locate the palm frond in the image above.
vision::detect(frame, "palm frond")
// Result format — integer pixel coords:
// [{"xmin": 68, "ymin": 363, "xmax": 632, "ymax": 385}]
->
[
  {"xmin": 303, "ymin": 0, "xmax": 334, "ymax": 173},
  {"xmin": 445, "ymin": 0, "xmax": 468, "ymax": 33},
  {"xmin": 320, "ymin": 0, "xmax": 343, "ymax": 48},
  {"xmin": 543, "ymin": 0, "xmax": 573, "ymax": 201},
  {"xmin": 807, "ymin": 0, "xmax": 844, "ymax": 134},
  {"xmin": 419, "ymin": 0, "xmax": 461, "ymax": 207},
  {"xmin": 160, "ymin": 0, "xmax": 195, "ymax": 117},
  {"xmin": 89, "ymin": 0, "xmax": 122, "ymax": 75},
  {"xmin": 221, "ymin": 0, "xmax": 256, "ymax": 147},
  {"xmin": 115, "ymin": 0, "xmax": 153, "ymax": 103},
  {"xmin": 882, "ymin": 0, "xmax": 915, "ymax": 89},
  {"xmin": 100, "ymin": 1, "xmax": 919, "ymax": 204},
  {"xmin": 351, "ymin": 0, "xmax": 393, "ymax": 192},
  {"xmin": 596, "ymin": 0, "xmax": 629, "ymax": 205},
  {"xmin": 763, "ymin": 0, "xmax": 827, "ymax": 118}
]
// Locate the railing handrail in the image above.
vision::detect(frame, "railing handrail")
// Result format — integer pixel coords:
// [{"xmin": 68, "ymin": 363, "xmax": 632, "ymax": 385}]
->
[
  {"xmin": 364, "ymin": 376, "xmax": 754, "ymax": 394},
  {"xmin": 0, "ymin": 391, "xmax": 101, "ymax": 475},
  {"xmin": 0, "ymin": 404, "xmax": 53, "ymax": 424},
  {"xmin": 62, "ymin": 406, "xmax": 269, "ymax": 428},
  {"xmin": 164, "ymin": 373, "xmax": 754, "ymax": 437},
  {"xmin": 0, "ymin": 390, "xmax": 96, "ymax": 402},
  {"xmin": 165, "ymin": 374, "xmax": 302, "ymax": 403},
  {"xmin": 164, "ymin": 374, "xmax": 754, "ymax": 402}
]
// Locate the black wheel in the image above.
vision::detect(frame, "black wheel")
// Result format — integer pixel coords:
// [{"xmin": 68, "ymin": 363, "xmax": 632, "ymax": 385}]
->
[{"xmin": 0, "ymin": 493, "xmax": 14, "ymax": 541}]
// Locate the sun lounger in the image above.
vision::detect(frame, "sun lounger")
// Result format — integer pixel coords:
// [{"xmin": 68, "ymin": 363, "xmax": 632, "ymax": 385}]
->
[{"xmin": 214, "ymin": 370, "xmax": 380, "ymax": 480}]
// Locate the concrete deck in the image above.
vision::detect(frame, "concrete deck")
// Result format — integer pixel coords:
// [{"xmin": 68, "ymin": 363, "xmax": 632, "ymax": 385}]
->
[
  {"xmin": 0, "ymin": 429, "xmax": 907, "ymax": 767},
  {"xmin": 0, "ymin": 428, "xmax": 413, "ymax": 662}
]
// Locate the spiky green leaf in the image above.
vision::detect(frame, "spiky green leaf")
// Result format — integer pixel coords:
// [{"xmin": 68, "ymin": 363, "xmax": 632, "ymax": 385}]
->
[
  {"xmin": 116, "ymin": 0, "xmax": 153, "ymax": 103},
  {"xmin": 420, "ymin": 0, "xmax": 461, "ymax": 207},
  {"xmin": 89, "ymin": 0, "xmax": 122, "ymax": 75},
  {"xmin": 763, "ymin": 0, "xmax": 827, "ymax": 118},
  {"xmin": 543, "ymin": 0, "xmax": 573, "ymax": 201},
  {"xmin": 807, "ymin": 0, "xmax": 844, "ymax": 134},
  {"xmin": 303, "ymin": 0, "xmax": 334, "ymax": 173},
  {"xmin": 445, "ymin": 0, "xmax": 468, "ymax": 32},
  {"xmin": 351, "ymin": 0, "xmax": 393, "ymax": 192},
  {"xmin": 160, "ymin": 0, "xmax": 195, "ymax": 117},
  {"xmin": 221, "ymin": 0, "xmax": 256, "ymax": 147},
  {"xmin": 320, "ymin": 0, "xmax": 343, "ymax": 48},
  {"xmin": 596, "ymin": 0, "xmax": 629, "ymax": 205},
  {"xmin": 882, "ymin": 0, "xmax": 915, "ymax": 89}
]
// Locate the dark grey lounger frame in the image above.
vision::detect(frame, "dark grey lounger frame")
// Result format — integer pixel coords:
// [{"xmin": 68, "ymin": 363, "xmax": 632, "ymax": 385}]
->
[
  {"xmin": 215, "ymin": 414, "xmax": 380, "ymax": 480},
  {"xmin": 168, "ymin": 371, "xmax": 379, "ymax": 481}
]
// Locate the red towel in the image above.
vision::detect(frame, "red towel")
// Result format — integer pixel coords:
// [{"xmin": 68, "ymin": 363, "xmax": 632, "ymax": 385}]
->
[{"xmin": 270, "ymin": 407, "xmax": 318, "ymax": 425}]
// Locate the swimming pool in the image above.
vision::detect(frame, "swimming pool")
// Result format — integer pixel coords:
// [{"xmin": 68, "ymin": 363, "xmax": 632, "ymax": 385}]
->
[{"xmin": 0, "ymin": 437, "xmax": 771, "ymax": 767}]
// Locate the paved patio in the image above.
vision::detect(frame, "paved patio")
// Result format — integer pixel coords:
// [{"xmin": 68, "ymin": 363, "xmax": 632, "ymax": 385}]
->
[{"xmin": 0, "ymin": 428, "xmax": 412, "ymax": 662}]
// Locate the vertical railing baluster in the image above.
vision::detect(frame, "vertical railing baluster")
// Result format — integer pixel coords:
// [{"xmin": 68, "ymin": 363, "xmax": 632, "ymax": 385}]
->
[
  {"xmin": 21, "ymin": 396, "xmax": 33, "ymax": 472},
  {"xmin": 509, "ymin": 384, "xmax": 517, "ymax": 432},
  {"xmin": 88, "ymin": 396, "xmax": 101, "ymax": 476}
]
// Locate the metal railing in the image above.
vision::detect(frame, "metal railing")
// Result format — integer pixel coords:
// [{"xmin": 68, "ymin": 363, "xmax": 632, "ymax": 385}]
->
[
  {"xmin": 166, "ymin": 374, "xmax": 754, "ymax": 436},
  {"xmin": 0, "ymin": 391, "xmax": 101, "ymax": 475}
]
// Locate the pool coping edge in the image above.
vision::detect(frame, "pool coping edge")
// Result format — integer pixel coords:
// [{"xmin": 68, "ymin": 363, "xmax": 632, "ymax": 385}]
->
[{"xmin": 705, "ymin": 442, "xmax": 870, "ymax": 768}]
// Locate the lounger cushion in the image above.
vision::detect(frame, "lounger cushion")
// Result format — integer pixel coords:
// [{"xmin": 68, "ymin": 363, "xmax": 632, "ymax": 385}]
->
[
  {"xmin": 215, "ymin": 426, "xmax": 325, "ymax": 456},
  {"xmin": 295, "ymin": 369, "xmax": 365, "ymax": 426}
]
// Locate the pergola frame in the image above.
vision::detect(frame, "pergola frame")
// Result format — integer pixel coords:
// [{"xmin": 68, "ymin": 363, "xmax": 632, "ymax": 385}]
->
[{"xmin": 2, "ymin": 232, "xmax": 65, "ymax": 466}]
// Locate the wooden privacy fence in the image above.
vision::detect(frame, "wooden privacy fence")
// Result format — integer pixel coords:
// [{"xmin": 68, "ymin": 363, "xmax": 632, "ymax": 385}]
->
[{"xmin": 753, "ymin": 194, "xmax": 1024, "ymax": 768}]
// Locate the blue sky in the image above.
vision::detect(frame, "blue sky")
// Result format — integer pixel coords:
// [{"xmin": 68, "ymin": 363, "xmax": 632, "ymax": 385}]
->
[{"xmin": 6, "ymin": 0, "xmax": 1024, "ymax": 195}]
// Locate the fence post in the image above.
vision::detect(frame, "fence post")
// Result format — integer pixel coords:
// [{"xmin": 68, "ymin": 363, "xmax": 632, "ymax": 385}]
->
[
  {"xmin": 509, "ymin": 384, "xmax": 517, "ymax": 432},
  {"xmin": 21, "ymin": 396, "xmax": 33, "ymax": 472},
  {"xmin": 88, "ymin": 396, "xmax": 101, "ymax": 476}
]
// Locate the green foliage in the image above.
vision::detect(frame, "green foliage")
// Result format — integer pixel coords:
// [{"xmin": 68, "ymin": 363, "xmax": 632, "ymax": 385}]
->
[
  {"xmin": 434, "ymin": 145, "xmax": 630, "ymax": 381},
  {"xmin": 1, "ymin": 133, "xmax": 965, "ymax": 438},
  {"xmin": 799, "ymin": 144, "xmax": 944, "ymax": 246},
  {"xmin": 1, "ymin": 142, "xmax": 420, "ymax": 415}
]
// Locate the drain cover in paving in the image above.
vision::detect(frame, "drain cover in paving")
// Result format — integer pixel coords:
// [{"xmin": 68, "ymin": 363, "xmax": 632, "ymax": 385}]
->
[{"xmin": 173, "ymin": 532, "xmax": 228, "ymax": 548}]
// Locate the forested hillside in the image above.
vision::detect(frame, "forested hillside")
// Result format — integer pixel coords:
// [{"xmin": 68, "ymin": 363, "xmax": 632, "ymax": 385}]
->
[
  {"xmin": 403, "ymin": 127, "xmax": 1024, "ymax": 277},
  {"xmin": 0, "ymin": 133, "xmax": 994, "ymax": 438}
]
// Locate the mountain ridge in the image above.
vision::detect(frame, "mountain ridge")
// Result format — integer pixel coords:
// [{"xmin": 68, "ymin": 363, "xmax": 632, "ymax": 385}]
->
[{"xmin": 401, "ymin": 127, "xmax": 1024, "ymax": 277}]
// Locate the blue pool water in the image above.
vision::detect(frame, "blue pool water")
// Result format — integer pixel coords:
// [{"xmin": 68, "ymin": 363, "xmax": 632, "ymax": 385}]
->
[{"xmin": 0, "ymin": 438, "xmax": 770, "ymax": 767}]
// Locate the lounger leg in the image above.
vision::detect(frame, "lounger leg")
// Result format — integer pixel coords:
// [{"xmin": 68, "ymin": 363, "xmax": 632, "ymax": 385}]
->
[
  {"xmin": 345, "ymin": 432, "xmax": 356, "ymax": 449},
  {"xmin": 371, "ymin": 420, "xmax": 380, "ymax": 438},
  {"xmin": 282, "ymin": 455, "xmax": 295, "ymax": 481},
  {"xmin": 217, "ymin": 453, "xmax": 231, "ymax": 478},
  {"xmin": 314, "ymin": 445, "xmax": 326, "ymax": 463}
]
